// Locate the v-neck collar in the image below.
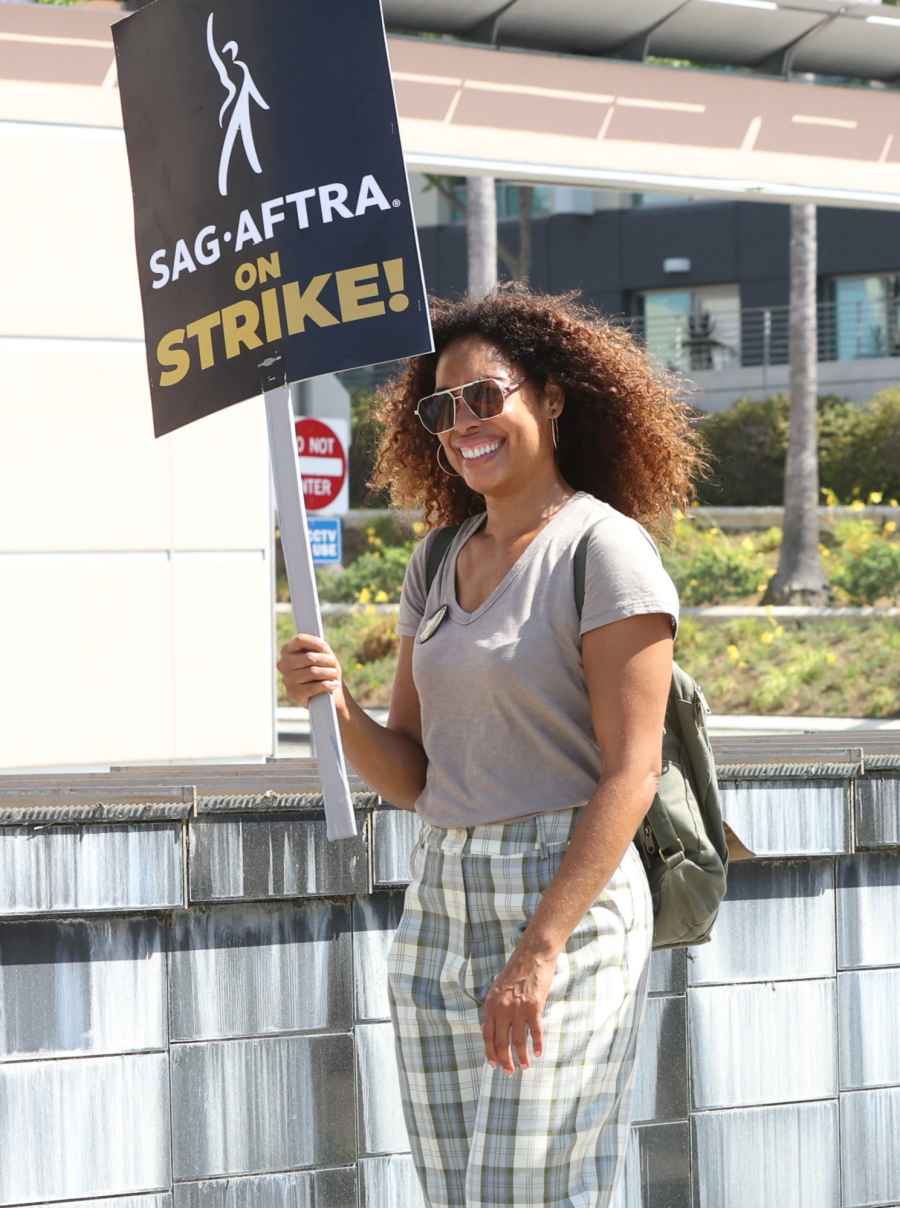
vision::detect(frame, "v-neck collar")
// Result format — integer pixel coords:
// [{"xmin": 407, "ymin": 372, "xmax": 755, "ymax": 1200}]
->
[{"xmin": 447, "ymin": 492, "xmax": 585, "ymax": 625}]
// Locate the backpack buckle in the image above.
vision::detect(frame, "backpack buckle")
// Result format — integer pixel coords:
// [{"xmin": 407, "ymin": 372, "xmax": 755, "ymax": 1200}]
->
[{"xmin": 659, "ymin": 842, "xmax": 686, "ymax": 869}]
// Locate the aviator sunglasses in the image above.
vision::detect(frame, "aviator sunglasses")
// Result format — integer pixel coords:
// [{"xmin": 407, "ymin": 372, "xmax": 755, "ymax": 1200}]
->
[{"xmin": 414, "ymin": 376, "xmax": 526, "ymax": 435}]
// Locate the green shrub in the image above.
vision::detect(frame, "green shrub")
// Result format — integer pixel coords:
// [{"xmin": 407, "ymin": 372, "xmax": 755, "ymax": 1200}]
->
[
  {"xmin": 316, "ymin": 542, "xmax": 415, "ymax": 603},
  {"xmin": 695, "ymin": 396, "xmax": 788, "ymax": 505},
  {"xmin": 660, "ymin": 518, "xmax": 766, "ymax": 604},
  {"xmin": 340, "ymin": 512, "xmax": 417, "ymax": 564},
  {"xmin": 832, "ymin": 389, "xmax": 900, "ymax": 504},
  {"xmin": 828, "ymin": 517, "xmax": 900, "ymax": 604},
  {"xmin": 694, "ymin": 391, "xmax": 900, "ymax": 506}
]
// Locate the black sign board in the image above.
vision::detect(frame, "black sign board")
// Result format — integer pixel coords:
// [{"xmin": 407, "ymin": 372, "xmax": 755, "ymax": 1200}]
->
[{"xmin": 113, "ymin": 0, "xmax": 433, "ymax": 437}]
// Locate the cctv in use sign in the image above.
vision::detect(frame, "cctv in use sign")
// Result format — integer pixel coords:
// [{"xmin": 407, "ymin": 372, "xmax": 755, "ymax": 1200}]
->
[
  {"xmin": 309, "ymin": 517, "xmax": 342, "ymax": 565},
  {"xmin": 296, "ymin": 416, "xmax": 348, "ymax": 514}
]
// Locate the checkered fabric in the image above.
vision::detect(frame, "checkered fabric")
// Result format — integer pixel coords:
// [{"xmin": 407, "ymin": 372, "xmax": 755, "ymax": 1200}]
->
[{"xmin": 386, "ymin": 804, "xmax": 654, "ymax": 1208}]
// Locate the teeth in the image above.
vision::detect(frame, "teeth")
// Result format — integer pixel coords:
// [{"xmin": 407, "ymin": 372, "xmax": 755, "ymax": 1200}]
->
[{"xmin": 460, "ymin": 441, "xmax": 501, "ymax": 461}]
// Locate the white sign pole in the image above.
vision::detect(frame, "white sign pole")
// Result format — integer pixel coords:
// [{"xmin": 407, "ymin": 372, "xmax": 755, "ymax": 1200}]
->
[{"xmin": 264, "ymin": 379, "xmax": 357, "ymax": 840}]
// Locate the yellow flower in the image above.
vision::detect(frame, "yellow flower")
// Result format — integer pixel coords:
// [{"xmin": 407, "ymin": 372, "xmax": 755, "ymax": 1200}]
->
[
  {"xmin": 757, "ymin": 581, "xmax": 768, "ymax": 592},
  {"xmin": 365, "ymin": 603, "xmax": 376, "ymax": 616},
  {"xmin": 365, "ymin": 526, "xmax": 375, "ymax": 536},
  {"xmin": 885, "ymin": 521, "xmax": 897, "ymax": 536},
  {"xmin": 774, "ymin": 625, "xmax": 785, "ymax": 638},
  {"xmin": 869, "ymin": 491, "xmax": 884, "ymax": 505},
  {"xmin": 727, "ymin": 644, "xmax": 740, "ymax": 662},
  {"xmin": 818, "ymin": 545, "xmax": 831, "ymax": 559},
  {"xmin": 849, "ymin": 499, "xmax": 866, "ymax": 512},
  {"xmin": 355, "ymin": 662, "xmax": 364, "ymax": 670},
  {"xmin": 357, "ymin": 587, "xmax": 372, "ymax": 604},
  {"xmin": 741, "ymin": 537, "xmax": 754, "ymax": 551},
  {"xmin": 890, "ymin": 499, "xmax": 899, "ymax": 508},
  {"xmin": 412, "ymin": 520, "xmax": 426, "ymax": 536},
  {"xmin": 761, "ymin": 631, "xmax": 774, "ymax": 644},
  {"xmin": 821, "ymin": 487, "xmax": 839, "ymax": 507},
  {"xmin": 825, "ymin": 652, "xmax": 837, "ymax": 665},
  {"xmin": 374, "ymin": 589, "xmax": 389, "ymax": 603}
]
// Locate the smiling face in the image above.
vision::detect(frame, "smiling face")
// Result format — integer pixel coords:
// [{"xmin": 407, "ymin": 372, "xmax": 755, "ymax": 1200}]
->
[{"xmin": 433, "ymin": 336, "xmax": 561, "ymax": 498}]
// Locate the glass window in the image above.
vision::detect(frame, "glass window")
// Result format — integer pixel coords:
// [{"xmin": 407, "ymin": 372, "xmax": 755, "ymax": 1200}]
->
[
  {"xmin": 496, "ymin": 183, "xmax": 554, "ymax": 221},
  {"xmin": 639, "ymin": 285, "xmax": 740, "ymax": 371},
  {"xmin": 834, "ymin": 273, "xmax": 900, "ymax": 360}
]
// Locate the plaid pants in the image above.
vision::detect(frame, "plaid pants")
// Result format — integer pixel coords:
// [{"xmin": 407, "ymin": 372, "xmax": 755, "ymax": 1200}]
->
[{"xmin": 385, "ymin": 803, "xmax": 654, "ymax": 1208}]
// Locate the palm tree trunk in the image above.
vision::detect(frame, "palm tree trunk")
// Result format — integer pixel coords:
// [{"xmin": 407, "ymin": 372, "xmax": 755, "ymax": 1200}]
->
[
  {"xmin": 466, "ymin": 175, "xmax": 497, "ymax": 299},
  {"xmin": 761, "ymin": 202, "xmax": 829, "ymax": 605}
]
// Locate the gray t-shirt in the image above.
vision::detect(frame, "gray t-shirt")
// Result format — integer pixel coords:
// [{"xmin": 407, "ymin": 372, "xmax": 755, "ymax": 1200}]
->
[{"xmin": 396, "ymin": 490, "xmax": 679, "ymax": 828}]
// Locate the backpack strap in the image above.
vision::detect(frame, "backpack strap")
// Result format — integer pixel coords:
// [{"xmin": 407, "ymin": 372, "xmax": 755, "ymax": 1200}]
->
[
  {"xmin": 424, "ymin": 523, "xmax": 463, "ymax": 599},
  {"xmin": 573, "ymin": 529, "xmax": 590, "ymax": 621}
]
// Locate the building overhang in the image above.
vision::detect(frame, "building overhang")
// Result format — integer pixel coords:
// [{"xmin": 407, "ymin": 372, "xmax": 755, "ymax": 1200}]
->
[{"xmin": 1, "ymin": 2, "xmax": 899, "ymax": 211}]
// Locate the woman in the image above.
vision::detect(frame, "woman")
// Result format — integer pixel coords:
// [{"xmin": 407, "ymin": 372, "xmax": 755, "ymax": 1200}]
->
[{"xmin": 278, "ymin": 286, "xmax": 705, "ymax": 1207}]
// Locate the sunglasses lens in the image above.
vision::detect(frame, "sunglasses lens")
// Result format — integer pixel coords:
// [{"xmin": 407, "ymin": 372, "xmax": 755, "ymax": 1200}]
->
[
  {"xmin": 418, "ymin": 390, "xmax": 456, "ymax": 433},
  {"xmin": 416, "ymin": 379, "xmax": 507, "ymax": 433},
  {"xmin": 461, "ymin": 379, "xmax": 504, "ymax": 420}
]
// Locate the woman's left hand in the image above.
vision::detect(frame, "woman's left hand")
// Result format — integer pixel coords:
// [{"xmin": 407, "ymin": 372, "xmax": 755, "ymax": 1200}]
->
[{"xmin": 482, "ymin": 947, "xmax": 558, "ymax": 1074}]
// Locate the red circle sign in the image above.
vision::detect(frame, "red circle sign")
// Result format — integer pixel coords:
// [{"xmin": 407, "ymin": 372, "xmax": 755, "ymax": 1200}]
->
[{"xmin": 295, "ymin": 417, "xmax": 347, "ymax": 511}]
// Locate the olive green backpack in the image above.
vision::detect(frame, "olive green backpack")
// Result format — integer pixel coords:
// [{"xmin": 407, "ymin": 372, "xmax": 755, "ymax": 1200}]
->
[{"xmin": 424, "ymin": 523, "xmax": 729, "ymax": 949}]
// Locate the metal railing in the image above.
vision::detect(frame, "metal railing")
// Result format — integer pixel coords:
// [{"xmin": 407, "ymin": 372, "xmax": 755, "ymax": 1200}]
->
[{"xmin": 623, "ymin": 298, "xmax": 900, "ymax": 375}]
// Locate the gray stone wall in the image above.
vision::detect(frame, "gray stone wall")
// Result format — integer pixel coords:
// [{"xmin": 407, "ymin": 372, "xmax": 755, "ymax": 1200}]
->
[{"xmin": 0, "ymin": 758, "xmax": 899, "ymax": 1207}]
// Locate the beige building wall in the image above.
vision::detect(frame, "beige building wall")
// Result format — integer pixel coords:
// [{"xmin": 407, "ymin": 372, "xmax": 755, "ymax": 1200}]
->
[{"xmin": 0, "ymin": 118, "xmax": 275, "ymax": 769}]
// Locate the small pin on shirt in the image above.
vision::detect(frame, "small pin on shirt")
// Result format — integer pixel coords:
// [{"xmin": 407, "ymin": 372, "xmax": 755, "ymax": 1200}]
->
[{"xmin": 417, "ymin": 604, "xmax": 448, "ymax": 644}]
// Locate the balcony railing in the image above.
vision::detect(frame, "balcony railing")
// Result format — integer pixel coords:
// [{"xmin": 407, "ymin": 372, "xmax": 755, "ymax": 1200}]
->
[{"xmin": 623, "ymin": 299, "xmax": 900, "ymax": 375}]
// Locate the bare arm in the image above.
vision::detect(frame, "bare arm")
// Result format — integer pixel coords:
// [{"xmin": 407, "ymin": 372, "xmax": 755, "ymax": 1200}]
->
[
  {"xmin": 279, "ymin": 632, "xmax": 427, "ymax": 810},
  {"xmin": 516, "ymin": 612, "xmax": 673, "ymax": 960}
]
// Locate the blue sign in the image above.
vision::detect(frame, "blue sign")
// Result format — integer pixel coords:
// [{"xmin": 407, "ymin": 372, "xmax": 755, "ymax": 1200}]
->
[{"xmin": 309, "ymin": 517, "xmax": 341, "ymax": 566}]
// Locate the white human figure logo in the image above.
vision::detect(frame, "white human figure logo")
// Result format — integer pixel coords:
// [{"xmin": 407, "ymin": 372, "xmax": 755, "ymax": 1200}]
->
[{"xmin": 206, "ymin": 11, "xmax": 270, "ymax": 198}]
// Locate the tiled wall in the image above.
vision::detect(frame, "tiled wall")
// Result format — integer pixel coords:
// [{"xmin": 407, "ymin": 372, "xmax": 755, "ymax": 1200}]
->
[{"xmin": 1, "ymin": 772, "xmax": 899, "ymax": 1207}]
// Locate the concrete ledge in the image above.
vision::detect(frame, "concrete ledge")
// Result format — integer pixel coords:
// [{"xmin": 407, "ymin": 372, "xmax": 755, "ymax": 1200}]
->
[
  {"xmin": 277, "ymin": 708, "xmax": 900, "ymax": 737},
  {"xmin": 278, "ymin": 602, "xmax": 900, "ymax": 620},
  {"xmin": 682, "ymin": 605, "xmax": 900, "ymax": 621}
]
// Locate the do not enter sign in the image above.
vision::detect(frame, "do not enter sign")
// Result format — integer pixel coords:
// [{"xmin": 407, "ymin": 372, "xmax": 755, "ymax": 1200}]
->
[{"xmin": 295, "ymin": 417, "xmax": 348, "ymax": 514}]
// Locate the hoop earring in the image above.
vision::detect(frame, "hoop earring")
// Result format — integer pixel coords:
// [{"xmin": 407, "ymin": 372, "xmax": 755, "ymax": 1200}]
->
[
  {"xmin": 551, "ymin": 415, "xmax": 559, "ymax": 450},
  {"xmin": 436, "ymin": 443, "xmax": 461, "ymax": 477}
]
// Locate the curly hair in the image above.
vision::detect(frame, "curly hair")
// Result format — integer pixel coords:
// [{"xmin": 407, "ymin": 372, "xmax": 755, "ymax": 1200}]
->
[{"xmin": 368, "ymin": 285, "xmax": 708, "ymax": 540}]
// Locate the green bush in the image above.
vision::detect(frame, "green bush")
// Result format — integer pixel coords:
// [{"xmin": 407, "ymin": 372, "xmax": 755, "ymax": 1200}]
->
[
  {"xmin": 316, "ymin": 541, "xmax": 416, "ymax": 603},
  {"xmin": 695, "ymin": 395, "xmax": 788, "ymax": 506},
  {"xmin": 695, "ymin": 390, "xmax": 900, "ymax": 506},
  {"xmin": 340, "ymin": 512, "xmax": 417, "ymax": 565},
  {"xmin": 828, "ymin": 516, "xmax": 900, "ymax": 605},
  {"xmin": 828, "ymin": 389, "xmax": 900, "ymax": 504},
  {"xmin": 696, "ymin": 393, "xmax": 850, "ymax": 506},
  {"xmin": 660, "ymin": 518, "xmax": 766, "ymax": 604}
]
